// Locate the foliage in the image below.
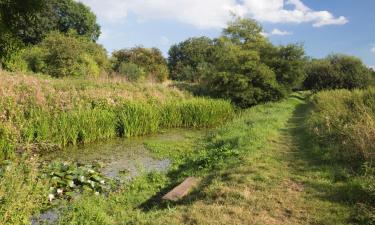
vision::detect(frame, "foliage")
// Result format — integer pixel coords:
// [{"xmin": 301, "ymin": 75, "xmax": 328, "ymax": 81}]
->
[
  {"xmin": 42, "ymin": 161, "xmax": 113, "ymax": 201},
  {"xmin": 307, "ymin": 88, "xmax": 375, "ymax": 166},
  {"xmin": 0, "ymin": 157, "xmax": 48, "ymax": 225},
  {"xmin": 201, "ymin": 37, "xmax": 284, "ymax": 108},
  {"xmin": 112, "ymin": 47, "xmax": 169, "ymax": 82},
  {"xmin": 304, "ymin": 54, "xmax": 373, "ymax": 91},
  {"xmin": 168, "ymin": 37, "xmax": 214, "ymax": 82},
  {"xmin": 261, "ymin": 44, "xmax": 307, "ymax": 91},
  {"xmin": 168, "ymin": 18, "xmax": 305, "ymax": 108},
  {"xmin": 21, "ymin": 32, "xmax": 108, "ymax": 77},
  {"xmin": 118, "ymin": 62, "xmax": 146, "ymax": 82},
  {"xmin": 0, "ymin": 0, "xmax": 99, "ymax": 45},
  {"xmin": 0, "ymin": 72, "xmax": 233, "ymax": 159}
]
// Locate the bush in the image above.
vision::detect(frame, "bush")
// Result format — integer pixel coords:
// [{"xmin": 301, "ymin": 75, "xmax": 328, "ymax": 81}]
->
[
  {"xmin": 22, "ymin": 31, "xmax": 108, "ymax": 78},
  {"xmin": 118, "ymin": 62, "xmax": 145, "ymax": 82},
  {"xmin": 307, "ymin": 88, "xmax": 375, "ymax": 165},
  {"xmin": 304, "ymin": 54, "xmax": 373, "ymax": 91},
  {"xmin": 112, "ymin": 47, "xmax": 169, "ymax": 82}
]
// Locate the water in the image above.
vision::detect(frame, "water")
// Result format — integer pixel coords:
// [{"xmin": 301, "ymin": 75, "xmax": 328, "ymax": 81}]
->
[
  {"xmin": 34, "ymin": 129, "xmax": 202, "ymax": 225},
  {"xmin": 42, "ymin": 129, "xmax": 193, "ymax": 180}
]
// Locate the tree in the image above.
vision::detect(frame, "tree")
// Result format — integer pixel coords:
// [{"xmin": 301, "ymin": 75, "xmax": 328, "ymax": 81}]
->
[
  {"xmin": 22, "ymin": 32, "xmax": 108, "ymax": 78},
  {"xmin": 112, "ymin": 47, "xmax": 169, "ymax": 82},
  {"xmin": 168, "ymin": 37, "xmax": 214, "ymax": 82},
  {"xmin": 304, "ymin": 54, "xmax": 373, "ymax": 91},
  {"xmin": 0, "ymin": 0, "xmax": 100, "ymax": 68},
  {"xmin": 261, "ymin": 44, "xmax": 307, "ymax": 91},
  {"xmin": 201, "ymin": 37, "xmax": 282, "ymax": 108}
]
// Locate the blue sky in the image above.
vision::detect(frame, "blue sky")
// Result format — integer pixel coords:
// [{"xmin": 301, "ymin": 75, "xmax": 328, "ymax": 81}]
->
[{"xmin": 80, "ymin": 0, "xmax": 375, "ymax": 67}]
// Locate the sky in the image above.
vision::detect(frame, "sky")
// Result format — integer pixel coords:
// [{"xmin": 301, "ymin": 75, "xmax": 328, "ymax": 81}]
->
[{"xmin": 79, "ymin": 0, "xmax": 375, "ymax": 67}]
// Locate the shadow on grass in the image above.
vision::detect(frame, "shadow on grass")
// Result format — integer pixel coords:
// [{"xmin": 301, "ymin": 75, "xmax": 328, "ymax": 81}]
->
[{"xmin": 286, "ymin": 100, "xmax": 375, "ymax": 224}]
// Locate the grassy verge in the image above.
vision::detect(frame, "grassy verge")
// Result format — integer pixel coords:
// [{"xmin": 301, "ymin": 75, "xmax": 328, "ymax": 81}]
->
[
  {"xmin": 306, "ymin": 88, "xmax": 375, "ymax": 224},
  {"xmin": 0, "ymin": 72, "xmax": 233, "ymax": 160}
]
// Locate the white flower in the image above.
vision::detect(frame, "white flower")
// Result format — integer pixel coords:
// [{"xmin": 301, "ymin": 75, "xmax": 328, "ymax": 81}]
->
[
  {"xmin": 100, "ymin": 180, "xmax": 105, "ymax": 184},
  {"xmin": 95, "ymin": 192, "xmax": 100, "ymax": 196},
  {"xmin": 57, "ymin": 189, "xmax": 63, "ymax": 195},
  {"xmin": 48, "ymin": 194, "xmax": 55, "ymax": 202}
]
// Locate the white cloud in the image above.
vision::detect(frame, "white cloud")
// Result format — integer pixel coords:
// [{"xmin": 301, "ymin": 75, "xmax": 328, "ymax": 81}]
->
[
  {"xmin": 80, "ymin": 0, "xmax": 348, "ymax": 29},
  {"xmin": 270, "ymin": 29, "xmax": 292, "ymax": 36},
  {"xmin": 371, "ymin": 47, "xmax": 375, "ymax": 53}
]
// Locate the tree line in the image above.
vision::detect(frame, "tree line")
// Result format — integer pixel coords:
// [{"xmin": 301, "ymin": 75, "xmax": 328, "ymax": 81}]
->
[{"xmin": 1, "ymin": 0, "xmax": 374, "ymax": 108}]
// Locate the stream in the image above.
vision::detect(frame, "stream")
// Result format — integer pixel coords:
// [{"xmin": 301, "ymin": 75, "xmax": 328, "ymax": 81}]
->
[{"xmin": 32, "ymin": 129, "xmax": 203, "ymax": 225}]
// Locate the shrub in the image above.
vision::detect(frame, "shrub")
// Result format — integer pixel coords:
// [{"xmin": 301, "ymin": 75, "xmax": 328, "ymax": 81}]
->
[
  {"xmin": 304, "ymin": 54, "xmax": 373, "ymax": 91},
  {"xmin": 112, "ymin": 47, "xmax": 169, "ymax": 82},
  {"xmin": 118, "ymin": 62, "xmax": 145, "ymax": 82},
  {"xmin": 22, "ymin": 31, "xmax": 108, "ymax": 78}
]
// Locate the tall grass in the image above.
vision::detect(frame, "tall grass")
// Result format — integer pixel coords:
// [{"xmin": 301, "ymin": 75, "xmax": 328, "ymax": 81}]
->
[
  {"xmin": 307, "ymin": 87, "xmax": 375, "ymax": 166},
  {"xmin": 0, "ymin": 72, "xmax": 234, "ymax": 159},
  {"xmin": 0, "ymin": 157, "xmax": 48, "ymax": 225}
]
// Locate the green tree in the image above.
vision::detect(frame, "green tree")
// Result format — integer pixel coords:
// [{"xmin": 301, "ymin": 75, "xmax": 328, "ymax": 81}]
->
[
  {"xmin": 261, "ymin": 44, "xmax": 307, "ymax": 91},
  {"xmin": 112, "ymin": 47, "xmax": 169, "ymax": 82},
  {"xmin": 304, "ymin": 54, "xmax": 373, "ymax": 91},
  {"xmin": 201, "ymin": 37, "xmax": 282, "ymax": 108},
  {"xmin": 22, "ymin": 32, "xmax": 108, "ymax": 78},
  {"xmin": 0, "ymin": 0, "xmax": 100, "ymax": 68},
  {"xmin": 168, "ymin": 37, "xmax": 214, "ymax": 82}
]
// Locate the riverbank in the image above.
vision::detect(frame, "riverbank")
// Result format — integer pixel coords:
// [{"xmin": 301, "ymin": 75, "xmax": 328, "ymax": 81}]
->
[{"xmin": 0, "ymin": 71, "xmax": 233, "ymax": 160}]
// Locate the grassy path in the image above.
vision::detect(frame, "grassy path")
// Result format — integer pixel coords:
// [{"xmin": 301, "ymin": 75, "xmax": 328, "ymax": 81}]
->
[{"xmin": 150, "ymin": 96, "xmax": 355, "ymax": 224}]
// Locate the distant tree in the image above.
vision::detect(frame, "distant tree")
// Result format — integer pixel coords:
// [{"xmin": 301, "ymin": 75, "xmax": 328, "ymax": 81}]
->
[
  {"xmin": 168, "ymin": 37, "xmax": 214, "ymax": 82},
  {"xmin": 304, "ymin": 54, "xmax": 373, "ymax": 91},
  {"xmin": 261, "ymin": 44, "xmax": 307, "ymax": 91},
  {"xmin": 112, "ymin": 47, "xmax": 169, "ymax": 82}
]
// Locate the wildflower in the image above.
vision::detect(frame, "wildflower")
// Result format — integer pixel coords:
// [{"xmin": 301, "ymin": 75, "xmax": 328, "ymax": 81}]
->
[
  {"xmin": 95, "ymin": 192, "xmax": 100, "ymax": 196},
  {"xmin": 48, "ymin": 194, "xmax": 55, "ymax": 202},
  {"xmin": 57, "ymin": 189, "xmax": 63, "ymax": 195},
  {"xmin": 100, "ymin": 180, "xmax": 105, "ymax": 184}
]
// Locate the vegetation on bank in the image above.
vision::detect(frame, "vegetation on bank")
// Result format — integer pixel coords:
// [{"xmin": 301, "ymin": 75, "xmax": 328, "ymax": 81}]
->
[
  {"xmin": 306, "ymin": 88, "xmax": 375, "ymax": 224},
  {"xmin": 308, "ymin": 88, "xmax": 375, "ymax": 165},
  {"xmin": 0, "ymin": 72, "xmax": 233, "ymax": 160}
]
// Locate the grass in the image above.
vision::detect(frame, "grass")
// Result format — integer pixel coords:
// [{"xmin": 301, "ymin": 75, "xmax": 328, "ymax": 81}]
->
[
  {"xmin": 307, "ymin": 87, "xmax": 375, "ymax": 166},
  {"xmin": 55, "ymin": 93, "xmax": 311, "ymax": 224},
  {"xmin": 1, "ymin": 89, "xmax": 373, "ymax": 224},
  {"xmin": 55, "ymin": 92, "xmax": 374, "ymax": 225},
  {"xmin": 0, "ymin": 71, "xmax": 234, "ymax": 160}
]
